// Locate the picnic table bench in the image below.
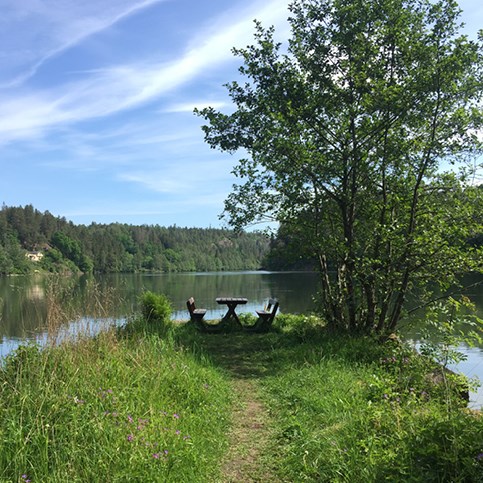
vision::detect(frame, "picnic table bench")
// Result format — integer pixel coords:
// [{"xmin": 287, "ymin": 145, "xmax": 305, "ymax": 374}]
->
[
  {"xmin": 216, "ymin": 297, "xmax": 248, "ymax": 327},
  {"xmin": 187, "ymin": 296, "xmax": 279, "ymax": 333},
  {"xmin": 245, "ymin": 298, "xmax": 279, "ymax": 333},
  {"xmin": 186, "ymin": 297, "xmax": 207, "ymax": 331}
]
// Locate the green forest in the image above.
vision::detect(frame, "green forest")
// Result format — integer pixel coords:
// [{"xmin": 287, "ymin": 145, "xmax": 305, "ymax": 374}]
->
[{"xmin": 0, "ymin": 204, "xmax": 271, "ymax": 275}]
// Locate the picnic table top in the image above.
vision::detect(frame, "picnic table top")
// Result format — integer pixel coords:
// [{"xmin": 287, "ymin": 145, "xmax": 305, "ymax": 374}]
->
[{"xmin": 215, "ymin": 297, "xmax": 248, "ymax": 304}]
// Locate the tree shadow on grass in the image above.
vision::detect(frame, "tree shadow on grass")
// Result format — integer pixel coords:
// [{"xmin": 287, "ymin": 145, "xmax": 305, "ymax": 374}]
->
[
  {"xmin": 135, "ymin": 315, "xmax": 396, "ymax": 383},
  {"xmin": 170, "ymin": 321, "xmax": 391, "ymax": 382},
  {"xmin": 197, "ymin": 332, "xmax": 282, "ymax": 379}
]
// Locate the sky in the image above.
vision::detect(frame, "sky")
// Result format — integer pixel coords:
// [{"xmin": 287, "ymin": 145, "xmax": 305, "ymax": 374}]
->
[{"xmin": 0, "ymin": 0, "xmax": 481, "ymax": 229}]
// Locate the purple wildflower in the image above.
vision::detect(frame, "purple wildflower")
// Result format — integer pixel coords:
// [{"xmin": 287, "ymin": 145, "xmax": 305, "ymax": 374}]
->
[
  {"xmin": 127, "ymin": 415, "xmax": 134, "ymax": 423},
  {"xmin": 477, "ymin": 453, "xmax": 483, "ymax": 461},
  {"xmin": 175, "ymin": 430, "xmax": 181, "ymax": 435},
  {"xmin": 173, "ymin": 413, "xmax": 179, "ymax": 419},
  {"xmin": 152, "ymin": 453, "xmax": 160, "ymax": 459},
  {"xmin": 127, "ymin": 434, "xmax": 134, "ymax": 442}
]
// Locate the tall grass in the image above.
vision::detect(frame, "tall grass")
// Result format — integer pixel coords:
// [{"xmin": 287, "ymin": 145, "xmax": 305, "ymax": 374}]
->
[
  {"xmin": 2, "ymin": 296, "xmax": 482, "ymax": 482},
  {"xmin": 41, "ymin": 276, "xmax": 122, "ymax": 345},
  {"xmin": 256, "ymin": 315, "xmax": 483, "ymax": 482},
  {"xmin": 0, "ymin": 300, "xmax": 233, "ymax": 481}
]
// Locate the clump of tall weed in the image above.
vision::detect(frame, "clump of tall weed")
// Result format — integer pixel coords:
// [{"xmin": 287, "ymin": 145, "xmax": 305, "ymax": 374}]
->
[
  {"xmin": 140, "ymin": 291, "xmax": 172, "ymax": 326},
  {"xmin": 273, "ymin": 313, "xmax": 326, "ymax": 341},
  {"xmin": 43, "ymin": 276, "xmax": 124, "ymax": 345}
]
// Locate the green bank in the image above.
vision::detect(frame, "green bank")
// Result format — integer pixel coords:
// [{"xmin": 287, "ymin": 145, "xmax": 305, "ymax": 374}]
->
[{"xmin": 1, "ymin": 296, "xmax": 482, "ymax": 482}]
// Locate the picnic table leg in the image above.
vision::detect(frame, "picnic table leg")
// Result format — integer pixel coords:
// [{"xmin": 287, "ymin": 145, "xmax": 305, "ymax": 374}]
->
[{"xmin": 221, "ymin": 303, "xmax": 243, "ymax": 327}]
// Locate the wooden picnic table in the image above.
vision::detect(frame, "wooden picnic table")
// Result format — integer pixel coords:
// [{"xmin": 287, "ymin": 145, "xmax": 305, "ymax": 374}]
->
[{"xmin": 216, "ymin": 297, "xmax": 248, "ymax": 327}]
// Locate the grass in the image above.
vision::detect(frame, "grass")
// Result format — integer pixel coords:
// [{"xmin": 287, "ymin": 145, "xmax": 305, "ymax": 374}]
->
[
  {"xmin": 0, "ymin": 324, "xmax": 233, "ymax": 482},
  {"xmin": 194, "ymin": 315, "xmax": 483, "ymax": 482},
  {"xmin": 1, "ymin": 307, "xmax": 482, "ymax": 482}
]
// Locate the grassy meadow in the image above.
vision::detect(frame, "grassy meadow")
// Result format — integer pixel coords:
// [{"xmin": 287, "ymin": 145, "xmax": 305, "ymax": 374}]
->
[{"xmin": 0, "ymin": 293, "xmax": 482, "ymax": 482}]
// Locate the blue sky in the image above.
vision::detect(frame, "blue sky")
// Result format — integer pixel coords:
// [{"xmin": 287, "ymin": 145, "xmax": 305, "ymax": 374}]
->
[{"xmin": 0, "ymin": 0, "xmax": 481, "ymax": 229}]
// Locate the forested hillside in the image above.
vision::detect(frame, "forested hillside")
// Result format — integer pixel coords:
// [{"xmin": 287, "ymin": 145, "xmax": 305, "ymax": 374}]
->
[{"xmin": 0, "ymin": 204, "xmax": 269, "ymax": 274}]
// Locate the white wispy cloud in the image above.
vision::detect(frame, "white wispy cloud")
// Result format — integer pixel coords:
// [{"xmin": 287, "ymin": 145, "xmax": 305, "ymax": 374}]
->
[
  {"xmin": 0, "ymin": 0, "xmax": 168, "ymax": 88},
  {"xmin": 118, "ymin": 154, "xmax": 234, "ymax": 195},
  {"xmin": 0, "ymin": 0, "xmax": 291, "ymax": 146}
]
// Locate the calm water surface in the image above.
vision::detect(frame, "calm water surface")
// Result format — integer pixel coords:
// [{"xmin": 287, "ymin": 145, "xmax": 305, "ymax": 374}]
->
[
  {"xmin": 0, "ymin": 271, "xmax": 320, "ymax": 353},
  {"xmin": 1, "ymin": 271, "xmax": 482, "ymax": 407}
]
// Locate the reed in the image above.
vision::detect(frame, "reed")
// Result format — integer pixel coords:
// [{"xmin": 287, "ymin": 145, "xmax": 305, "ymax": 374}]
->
[{"xmin": 42, "ymin": 276, "xmax": 124, "ymax": 346}]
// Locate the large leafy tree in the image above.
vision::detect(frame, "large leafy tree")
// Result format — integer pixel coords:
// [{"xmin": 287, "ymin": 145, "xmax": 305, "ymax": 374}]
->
[{"xmin": 197, "ymin": 0, "xmax": 483, "ymax": 333}]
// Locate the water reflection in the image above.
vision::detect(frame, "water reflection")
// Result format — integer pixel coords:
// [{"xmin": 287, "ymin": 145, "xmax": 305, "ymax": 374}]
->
[
  {"xmin": 0, "ymin": 276, "xmax": 48, "ymax": 338},
  {"xmin": 99, "ymin": 271, "xmax": 320, "ymax": 319}
]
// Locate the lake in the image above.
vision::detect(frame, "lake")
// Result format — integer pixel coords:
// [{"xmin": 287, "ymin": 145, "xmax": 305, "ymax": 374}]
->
[
  {"xmin": 0, "ymin": 271, "xmax": 320, "ymax": 354},
  {"xmin": 1, "ymin": 271, "xmax": 482, "ymax": 407}
]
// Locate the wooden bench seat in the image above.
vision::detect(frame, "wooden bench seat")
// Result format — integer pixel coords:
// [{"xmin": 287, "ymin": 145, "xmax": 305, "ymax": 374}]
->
[
  {"xmin": 245, "ymin": 298, "xmax": 279, "ymax": 333},
  {"xmin": 186, "ymin": 297, "xmax": 207, "ymax": 331}
]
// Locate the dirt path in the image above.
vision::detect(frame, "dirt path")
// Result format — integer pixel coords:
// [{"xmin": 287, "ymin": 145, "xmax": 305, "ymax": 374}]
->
[
  {"xmin": 221, "ymin": 378, "xmax": 275, "ymax": 482},
  {"xmin": 200, "ymin": 333, "xmax": 279, "ymax": 482}
]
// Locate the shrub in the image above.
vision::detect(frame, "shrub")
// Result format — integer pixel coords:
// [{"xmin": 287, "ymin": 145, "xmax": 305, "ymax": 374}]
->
[
  {"xmin": 274, "ymin": 313, "xmax": 326, "ymax": 341},
  {"xmin": 140, "ymin": 291, "xmax": 172, "ymax": 325}
]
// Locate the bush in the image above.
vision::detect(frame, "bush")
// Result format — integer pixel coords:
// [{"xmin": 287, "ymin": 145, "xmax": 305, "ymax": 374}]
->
[
  {"xmin": 274, "ymin": 313, "xmax": 326, "ymax": 341},
  {"xmin": 140, "ymin": 291, "xmax": 172, "ymax": 325}
]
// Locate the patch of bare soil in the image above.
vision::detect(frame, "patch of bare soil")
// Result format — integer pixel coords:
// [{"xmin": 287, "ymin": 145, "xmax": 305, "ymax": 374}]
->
[
  {"xmin": 201, "ymin": 334, "xmax": 279, "ymax": 482},
  {"xmin": 221, "ymin": 379, "xmax": 276, "ymax": 482}
]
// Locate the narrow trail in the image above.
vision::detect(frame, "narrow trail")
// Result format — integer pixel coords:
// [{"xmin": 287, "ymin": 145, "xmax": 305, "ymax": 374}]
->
[{"xmin": 200, "ymin": 333, "xmax": 279, "ymax": 483}]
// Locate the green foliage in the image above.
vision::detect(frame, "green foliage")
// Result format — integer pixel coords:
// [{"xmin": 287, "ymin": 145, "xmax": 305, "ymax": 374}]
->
[
  {"xmin": 0, "ymin": 204, "xmax": 269, "ymax": 274},
  {"xmin": 0, "ymin": 234, "xmax": 31, "ymax": 275},
  {"xmin": 141, "ymin": 291, "xmax": 172, "ymax": 326},
  {"xmin": 197, "ymin": 0, "xmax": 483, "ymax": 334},
  {"xmin": 274, "ymin": 313, "xmax": 327, "ymax": 342},
  {"xmin": 1, "ymin": 312, "xmax": 482, "ymax": 481},
  {"xmin": 234, "ymin": 316, "xmax": 483, "ymax": 482},
  {"xmin": 263, "ymin": 226, "xmax": 318, "ymax": 270},
  {"xmin": 417, "ymin": 297, "xmax": 483, "ymax": 404},
  {"xmin": 420, "ymin": 297, "xmax": 483, "ymax": 368}
]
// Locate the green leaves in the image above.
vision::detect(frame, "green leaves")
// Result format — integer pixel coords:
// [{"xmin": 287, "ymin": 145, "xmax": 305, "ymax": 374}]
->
[{"xmin": 196, "ymin": 0, "xmax": 483, "ymax": 333}]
